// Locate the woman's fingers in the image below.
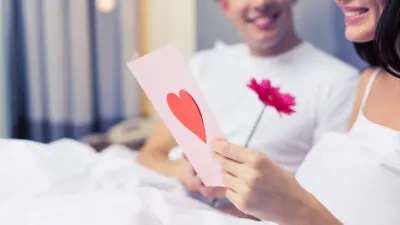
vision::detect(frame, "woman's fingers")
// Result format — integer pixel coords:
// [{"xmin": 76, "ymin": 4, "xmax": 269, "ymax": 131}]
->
[
  {"xmin": 200, "ymin": 186, "xmax": 227, "ymax": 198},
  {"xmin": 213, "ymin": 145, "xmax": 263, "ymax": 186},
  {"xmin": 226, "ymin": 189, "xmax": 247, "ymax": 211},
  {"xmin": 212, "ymin": 139, "xmax": 261, "ymax": 165},
  {"xmin": 212, "ymin": 140, "xmax": 245, "ymax": 163},
  {"xmin": 214, "ymin": 153, "xmax": 247, "ymax": 176},
  {"xmin": 222, "ymin": 171, "xmax": 250, "ymax": 195},
  {"xmin": 211, "ymin": 139, "xmax": 316, "ymax": 223}
]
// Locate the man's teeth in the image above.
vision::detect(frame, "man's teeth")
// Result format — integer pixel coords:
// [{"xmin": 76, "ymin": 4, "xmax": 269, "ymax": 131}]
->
[{"xmin": 254, "ymin": 17, "xmax": 272, "ymax": 24}]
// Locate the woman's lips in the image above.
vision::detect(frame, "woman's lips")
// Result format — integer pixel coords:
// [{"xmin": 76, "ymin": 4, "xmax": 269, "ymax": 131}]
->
[{"xmin": 342, "ymin": 6, "xmax": 369, "ymax": 25}]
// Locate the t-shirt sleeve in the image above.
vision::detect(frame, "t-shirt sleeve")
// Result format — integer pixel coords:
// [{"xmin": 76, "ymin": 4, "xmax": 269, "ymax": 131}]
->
[
  {"xmin": 187, "ymin": 51, "xmax": 205, "ymax": 81},
  {"xmin": 313, "ymin": 72, "xmax": 360, "ymax": 144}
]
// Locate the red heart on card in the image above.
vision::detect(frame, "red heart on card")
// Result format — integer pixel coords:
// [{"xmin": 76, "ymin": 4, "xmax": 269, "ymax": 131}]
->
[{"xmin": 167, "ymin": 90, "xmax": 207, "ymax": 143}]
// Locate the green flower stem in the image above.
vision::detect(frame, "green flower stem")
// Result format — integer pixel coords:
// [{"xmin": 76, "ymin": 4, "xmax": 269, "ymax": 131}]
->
[{"xmin": 244, "ymin": 106, "xmax": 266, "ymax": 148}]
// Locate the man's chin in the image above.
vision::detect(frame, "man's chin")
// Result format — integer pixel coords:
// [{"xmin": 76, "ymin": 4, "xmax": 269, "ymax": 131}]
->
[{"xmin": 249, "ymin": 36, "xmax": 281, "ymax": 50}]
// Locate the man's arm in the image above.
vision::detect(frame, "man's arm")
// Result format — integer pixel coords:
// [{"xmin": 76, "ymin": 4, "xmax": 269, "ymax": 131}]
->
[{"xmin": 137, "ymin": 121, "xmax": 180, "ymax": 178}]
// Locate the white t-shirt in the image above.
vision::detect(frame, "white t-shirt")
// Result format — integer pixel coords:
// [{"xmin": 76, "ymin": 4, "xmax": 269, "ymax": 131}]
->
[{"xmin": 171, "ymin": 41, "xmax": 359, "ymax": 173}]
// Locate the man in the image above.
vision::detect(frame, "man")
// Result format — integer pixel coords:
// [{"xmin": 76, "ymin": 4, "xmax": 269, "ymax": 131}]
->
[{"xmin": 137, "ymin": 0, "xmax": 359, "ymax": 216}]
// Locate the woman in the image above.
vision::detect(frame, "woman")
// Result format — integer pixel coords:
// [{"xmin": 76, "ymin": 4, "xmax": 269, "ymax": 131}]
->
[{"xmin": 206, "ymin": 0, "xmax": 400, "ymax": 224}]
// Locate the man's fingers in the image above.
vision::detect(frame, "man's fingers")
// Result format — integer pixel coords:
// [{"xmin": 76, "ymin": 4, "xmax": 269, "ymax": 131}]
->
[
  {"xmin": 185, "ymin": 175, "xmax": 203, "ymax": 192},
  {"xmin": 182, "ymin": 152, "xmax": 189, "ymax": 161},
  {"xmin": 180, "ymin": 155, "xmax": 197, "ymax": 176}
]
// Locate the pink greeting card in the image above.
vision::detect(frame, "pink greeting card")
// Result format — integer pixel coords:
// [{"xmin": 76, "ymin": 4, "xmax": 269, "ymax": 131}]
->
[{"xmin": 127, "ymin": 44, "xmax": 225, "ymax": 187}]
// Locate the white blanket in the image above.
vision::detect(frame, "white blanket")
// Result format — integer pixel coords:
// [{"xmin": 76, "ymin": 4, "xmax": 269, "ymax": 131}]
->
[{"xmin": 0, "ymin": 139, "xmax": 264, "ymax": 225}]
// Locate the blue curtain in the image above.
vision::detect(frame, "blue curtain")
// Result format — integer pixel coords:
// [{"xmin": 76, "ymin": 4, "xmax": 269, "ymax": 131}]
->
[
  {"xmin": 1, "ymin": 0, "xmax": 142, "ymax": 142},
  {"xmin": 0, "ymin": 0, "xmax": 11, "ymax": 138}
]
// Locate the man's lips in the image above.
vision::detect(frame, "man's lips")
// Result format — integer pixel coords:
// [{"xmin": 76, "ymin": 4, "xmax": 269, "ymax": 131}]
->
[{"xmin": 246, "ymin": 12, "xmax": 280, "ymax": 29}]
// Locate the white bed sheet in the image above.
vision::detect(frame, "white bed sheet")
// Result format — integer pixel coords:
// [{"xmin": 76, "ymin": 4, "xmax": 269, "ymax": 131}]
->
[{"xmin": 0, "ymin": 139, "xmax": 268, "ymax": 225}]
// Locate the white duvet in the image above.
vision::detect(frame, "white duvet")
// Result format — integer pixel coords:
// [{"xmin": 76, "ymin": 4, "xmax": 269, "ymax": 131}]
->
[{"xmin": 0, "ymin": 139, "xmax": 264, "ymax": 225}]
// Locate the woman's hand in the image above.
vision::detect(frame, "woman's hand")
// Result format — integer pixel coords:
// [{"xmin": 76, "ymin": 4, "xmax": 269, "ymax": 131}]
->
[
  {"xmin": 217, "ymin": 203, "xmax": 261, "ymax": 221},
  {"xmin": 211, "ymin": 139, "xmax": 342, "ymax": 225}
]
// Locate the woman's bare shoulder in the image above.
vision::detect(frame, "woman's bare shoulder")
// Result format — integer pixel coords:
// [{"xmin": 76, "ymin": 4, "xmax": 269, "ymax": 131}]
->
[
  {"xmin": 356, "ymin": 67, "xmax": 379, "ymax": 101},
  {"xmin": 361, "ymin": 67, "xmax": 379, "ymax": 79},
  {"xmin": 348, "ymin": 67, "xmax": 379, "ymax": 130}
]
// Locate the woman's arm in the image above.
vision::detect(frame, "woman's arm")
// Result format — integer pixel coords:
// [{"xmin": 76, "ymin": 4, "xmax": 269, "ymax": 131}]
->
[
  {"xmin": 210, "ymin": 139, "xmax": 342, "ymax": 225},
  {"xmin": 291, "ymin": 190, "xmax": 342, "ymax": 225}
]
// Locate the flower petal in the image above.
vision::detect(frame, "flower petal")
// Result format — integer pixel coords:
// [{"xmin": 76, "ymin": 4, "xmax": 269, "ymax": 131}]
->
[
  {"xmin": 248, "ymin": 78, "xmax": 261, "ymax": 94},
  {"xmin": 247, "ymin": 78, "xmax": 296, "ymax": 116}
]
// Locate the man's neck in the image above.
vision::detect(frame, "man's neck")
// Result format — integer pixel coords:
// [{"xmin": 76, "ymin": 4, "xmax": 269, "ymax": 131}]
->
[{"xmin": 249, "ymin": 32, "xmax": 302, "ymax": 58}]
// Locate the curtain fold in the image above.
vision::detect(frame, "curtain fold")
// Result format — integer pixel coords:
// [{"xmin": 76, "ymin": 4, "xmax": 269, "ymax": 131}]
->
[
  {"xmin": 3, "ymin": 0, "xmax": 142, "ymax": 142},
  {"xmin": 0, "ymin": 0, "xmax": 11, "ymax": 138}
]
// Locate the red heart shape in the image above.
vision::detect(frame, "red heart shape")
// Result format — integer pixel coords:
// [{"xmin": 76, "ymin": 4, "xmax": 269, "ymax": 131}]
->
[{"xmin": 167, "ymin": 90, "xmax": 207, "ymax": 143}]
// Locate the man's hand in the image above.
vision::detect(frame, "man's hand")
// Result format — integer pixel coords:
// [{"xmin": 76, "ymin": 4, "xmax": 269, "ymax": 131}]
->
[
  {"xmin": 172, "ymin": 158, "xmax": 203, "ymax": 193},
  {"xmin": 170, "ymin": 153, "xmax": 204, "ymax": 193}
]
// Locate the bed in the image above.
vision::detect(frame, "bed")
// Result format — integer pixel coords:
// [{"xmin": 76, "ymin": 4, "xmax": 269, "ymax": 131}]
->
[{"xmin": 0, "ymin": 139, "xmax": 270, "ymax": 225}]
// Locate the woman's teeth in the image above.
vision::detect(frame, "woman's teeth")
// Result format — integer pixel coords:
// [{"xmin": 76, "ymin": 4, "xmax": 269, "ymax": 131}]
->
[
  {"xmin": 344, "ymin": 11, "xmax": 365, "ymax": 17},
  {"xmin": 344, "ymin": 8, "xmax": 369, "ymax": 17}
]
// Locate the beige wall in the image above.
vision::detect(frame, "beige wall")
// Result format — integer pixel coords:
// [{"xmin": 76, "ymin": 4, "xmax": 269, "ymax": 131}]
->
[
  {"xmin": 148, "ymin": 0, "xmax": 196, "ymax": 59},
  {"xmin": 142, "ymin": 0, "xmax": 197, "ymax": 116}
]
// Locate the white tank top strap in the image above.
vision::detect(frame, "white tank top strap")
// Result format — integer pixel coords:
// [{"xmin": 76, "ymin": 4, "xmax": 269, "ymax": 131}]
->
[{"xmin": 359, "ymin": 68, "xmax": 381, "ymax": 111}]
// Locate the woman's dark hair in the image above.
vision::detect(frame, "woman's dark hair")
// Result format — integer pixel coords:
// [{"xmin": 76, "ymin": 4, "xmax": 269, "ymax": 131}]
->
[{"xmin": 354, "ymin": 0, "xmax": 400, "ymax": 77}]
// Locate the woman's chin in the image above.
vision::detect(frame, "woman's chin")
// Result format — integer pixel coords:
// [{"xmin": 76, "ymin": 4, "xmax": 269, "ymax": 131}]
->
[{"xmin": 345, "ymin": 28, "xmax": 375, "ymax": 43}]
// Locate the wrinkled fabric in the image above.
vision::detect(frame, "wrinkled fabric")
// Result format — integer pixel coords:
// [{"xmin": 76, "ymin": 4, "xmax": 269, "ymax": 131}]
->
[{"xmin": 0, "ymin": 139, "xmax": 266, "ymax": 225}]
